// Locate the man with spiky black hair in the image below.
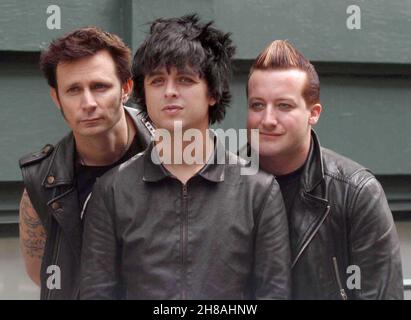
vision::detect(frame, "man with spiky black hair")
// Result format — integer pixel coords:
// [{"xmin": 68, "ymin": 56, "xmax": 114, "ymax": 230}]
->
[
  {"xmin": 80, "ymin": 14, "xmax": 291, "ymax": 300},
  {"xmin": 132, "ymin": 14, "xmax": 234, "ymax": 125}
]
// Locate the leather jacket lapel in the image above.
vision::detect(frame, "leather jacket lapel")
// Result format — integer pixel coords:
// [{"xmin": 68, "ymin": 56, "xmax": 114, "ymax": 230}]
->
[
  {"xmin": 47, "ymin": 187, "xmax": 82, "ymax": 263},
  {"xmin": 42, "ymin": 132, "xmax": 82, "ymax": 262},
  {"xmin": 291, "ymin": 193, "xmax": 329, "ymax": 268},
  {"xmin": 291, "ymin": 130, "xmax": 330, "ymax": 268}
]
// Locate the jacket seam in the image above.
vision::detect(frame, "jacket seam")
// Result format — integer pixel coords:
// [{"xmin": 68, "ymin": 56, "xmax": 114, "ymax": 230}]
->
[
  {"xmin": 323, "ymin": 169, "xmax": 371, "ymax": 191},
  {"xmin": 254, "ymin": 177, "xmax": 277, "ymax": 225}
]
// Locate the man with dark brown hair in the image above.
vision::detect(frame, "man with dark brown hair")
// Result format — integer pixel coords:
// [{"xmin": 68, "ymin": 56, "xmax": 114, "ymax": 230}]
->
[
  {"xmin": 246, "ymin": 40, "xmax": 403, "ymax": 299},
  {"xmin": 18, "ymin": 27, "xmax": 153, "ymax": 299}
]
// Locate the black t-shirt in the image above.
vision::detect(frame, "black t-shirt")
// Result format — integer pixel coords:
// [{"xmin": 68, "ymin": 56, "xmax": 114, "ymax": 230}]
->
[
  {"xmin": 276, "ymin": 165, "xmax": 304, "ymax": 253},
  {"xmin": 276, "ymin": 165, "xmax": 304, "ymax": 216},
  {"xmin": 75, "ymin": 134, "xmax": 143, "ymax": 213}
]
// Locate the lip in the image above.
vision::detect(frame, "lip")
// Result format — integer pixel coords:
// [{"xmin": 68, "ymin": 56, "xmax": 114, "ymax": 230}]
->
[
  {"xmin": 162, "ymin": 105, "xmax": 183, "ymax": 115},
  {"xmin": 259, "ymin": 132, "xmax": 283, "ymax": 137},
  {"xmin": 80, "ymin": 117, "xmax": 102, "ymax": 123}
]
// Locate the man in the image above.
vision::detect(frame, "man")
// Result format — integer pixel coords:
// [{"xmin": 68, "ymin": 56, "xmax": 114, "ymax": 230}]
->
[
  {"xmin": 80, "ymin": 15, "xmax": 290, "ymax": 300},
  {"xmin": 18, "ymin": 27, "xmax": 153, "ymax": 299},
  {"xmin": 246, "ymin": 40, "xmax": 403, "ymax": 299}
]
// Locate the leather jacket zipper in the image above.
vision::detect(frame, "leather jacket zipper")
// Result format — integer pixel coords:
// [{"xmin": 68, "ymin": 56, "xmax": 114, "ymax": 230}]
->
[
  {"xmin": 181, "ymin": 184, "xmax": 188, "ymax": 300},
  {"xmin": 332, "ymin": 256, "xmax": 348, "ymax": 300}
]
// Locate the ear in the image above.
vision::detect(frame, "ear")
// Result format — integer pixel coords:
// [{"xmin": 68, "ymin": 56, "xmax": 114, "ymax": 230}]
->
[
  {"xmin": 50, "ymin": 88, "xmax": 61, "ymax": 110},
  {"xmin": 308, "ymin": 103, "xmax": 322, "ymax": 125},
  {"xmin": 208, "ymin": 96, "xmax": 216, "ymax": 107},
  {"xmin": 121, "ymin": 78, "xmax": 133, "ymax": 104}
]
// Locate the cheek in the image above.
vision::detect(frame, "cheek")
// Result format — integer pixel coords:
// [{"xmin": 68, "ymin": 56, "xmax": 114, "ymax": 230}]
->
[
  {"xmin": 247, "ymin": 111, "xmax": 261, "ymax": 129},
  {"xmin": 144, "ymin": 88, "xmax": 159, "ymax": 109},
  {"xmin": 104, "ymin": 92, "xmax": 121, "ymax": 107},
  {"xmin": 59, "ymin": 100, "xmax": 76, "ymax": 116}
]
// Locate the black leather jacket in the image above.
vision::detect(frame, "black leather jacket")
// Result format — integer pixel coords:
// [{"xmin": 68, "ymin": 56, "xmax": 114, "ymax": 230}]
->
[
  {"xmin": 80, "ymin": 139, "xmax": 291, "ymax": 299},
  {"xmin": 19, "ymin": 107, "xmax": 153, "ymax": 300},
  {"xmin": 290, "ymin": 131, "xmax": 403, "ymax": 299}
]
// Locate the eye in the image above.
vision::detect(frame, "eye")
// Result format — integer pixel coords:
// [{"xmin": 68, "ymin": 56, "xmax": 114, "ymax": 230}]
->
[
  {"xmin": 93, "ymin": 83, "xmax": 110, "ymax": 91},
  {"xmin": 67, "ymin": 86, "xmax": 80, "ymax": 94},
  {"xmin": 249, "ymin": 101, "xmax": 265, "ymax": 111},
  {"xmin": 178, "ymin": 76, "xmax": 195, "ymax": 84},
  {"xmin": 149, "ymin": 77, "xmax": 164, "ymax": 86},
  {"xmin": 278, "ymin": 103, "xmax": 292, "ymax": 110}
]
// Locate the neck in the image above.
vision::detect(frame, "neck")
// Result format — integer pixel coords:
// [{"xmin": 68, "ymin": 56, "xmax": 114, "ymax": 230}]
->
[
  {"xmin": 260, "ymin": 136, "xmax": 311, "ymax": 176},
  {"xmin": 74, "ymin": 110, "xmax": 135, "ymax": 166},
  {"xmin": 160, "ymin": 128, "xmax": 214, "ymax": 184}
]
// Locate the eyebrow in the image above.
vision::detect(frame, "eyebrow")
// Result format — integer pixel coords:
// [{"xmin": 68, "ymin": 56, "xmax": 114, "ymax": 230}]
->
[
  {"xmin": 147, "ymin": 68, "xmax": 199, "ymax": 78},
  {"xmin": 177, "ymin": 69, "xmax": 198, "ymax": 76},
  {"xmin": 248, "ymin": 96, "xmax": 297, "ymax": 104},
  {"xmin": 146, "ymin": 70, "xmax": 164, "ymax": 77},
  {"xmin": 65, "ymin": 79, "xmax": 112, "ymax": 87}
]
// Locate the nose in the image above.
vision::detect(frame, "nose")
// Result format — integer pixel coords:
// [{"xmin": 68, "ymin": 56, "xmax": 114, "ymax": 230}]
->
[
  {"xmin": 164, "ymin": 79, "xmax": 178, "ymax": 99},
  {"xmin": 80, "ymin": 89, "xmax": 98, "ymax": 112},
  {"xmin": 261, "ymin": 106, "xmax": 278, "ymax": 129}
]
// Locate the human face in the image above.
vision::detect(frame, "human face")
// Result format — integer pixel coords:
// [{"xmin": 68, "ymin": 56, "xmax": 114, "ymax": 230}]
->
[
  {"xmin": 247, "ymin": 69, "xmax": 321, "ymax": 161},
  {"xmin": 143, "ymin": 66, "xmax": 216, "ymax": 133},
  {"xmin": 51, "ymin": 50, "xmax": 132, "ymax": 137}
]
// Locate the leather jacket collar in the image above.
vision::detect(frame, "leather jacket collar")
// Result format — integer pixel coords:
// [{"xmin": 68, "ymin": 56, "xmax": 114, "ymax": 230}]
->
[
  {"xmin": 302, "ymin": 130, "xmax": 325, "ymax": 193},
  {"xmin": 42, "ymin": 132, "xmax": 75, "ymax": 189},
  {"xmin": 41, "ymin": 106, "xmax": 151, "ymax": 190},
  {"xmin": 143, "ymin": 136, "xmax": 226, "ymax": 183}
]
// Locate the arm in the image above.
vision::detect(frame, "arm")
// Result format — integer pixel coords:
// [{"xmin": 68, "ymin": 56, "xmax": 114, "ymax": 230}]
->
[
  {"xmin": 80, "ymin": 180, "xmax": 123, "ymax": 299},
  {"xmin": 253, "ymin": 180, "xmax": 291, "ymax": 299},
  {"xmin": 19, "ymin": 188, "xmax": 46, "ymax": 286},
  {"xmin": 349, "ymin": 176, "xmax": 403, "ymax": 299}
]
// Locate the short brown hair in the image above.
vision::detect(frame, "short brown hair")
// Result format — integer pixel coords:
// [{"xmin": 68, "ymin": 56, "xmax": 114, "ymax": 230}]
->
[
  {"xmin": 248, "ymin": 40, "xmax": 320, "ymax": 105},
  {"xmin": 40, "ymin": 27, "xmax": 131, "ymax": 89}
]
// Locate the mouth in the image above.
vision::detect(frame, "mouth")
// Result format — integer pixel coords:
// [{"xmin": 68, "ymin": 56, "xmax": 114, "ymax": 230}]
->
[
  {"xmin": 259, "ymin": 132, "xmax": 283, "ymax": 137},
  {"xmin": 80, "ymin": 117, "xmax": 102, "ymax": 124},
  {"xmin": 162, "ymin": 105, "xmax": 183, "ymax": 114}
]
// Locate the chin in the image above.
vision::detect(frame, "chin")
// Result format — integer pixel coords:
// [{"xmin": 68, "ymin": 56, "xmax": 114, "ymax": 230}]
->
[
  {"xmin": 76, "ymin": 126, "xmax": 106, "ymax": 137},
  {"xmin": 258, "ymin": 149, "xmax": 282, "ymax": 158},
  {"xmin": 159, "ymin": 119, "xmax": 189, "ymax": 132},
  {"xmin": 257, "ymin": 141, "xmax": 285, "ymax": 158}
]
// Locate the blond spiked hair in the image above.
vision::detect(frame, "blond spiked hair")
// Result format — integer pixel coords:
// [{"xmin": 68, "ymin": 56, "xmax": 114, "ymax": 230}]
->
[{"xmin": 248, "ymin": 40, "xmax": 320, "ymax": 105}]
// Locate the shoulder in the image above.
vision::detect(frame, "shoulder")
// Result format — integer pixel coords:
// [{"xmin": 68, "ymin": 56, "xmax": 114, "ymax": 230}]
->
[
  {"xmin": 124, "ymin": 105, "xmax": 141, "ymax": 119},
  {"xmin": 19, "ymin": 144, "xmax": 54, "ymax": 169},
  {"xmin": 19, "ymin": 133, "xmax": 72, "ymax": 169},
  {"xmin": 321, "ymin": 147, "xmax": 376, "ymax": 189},
  {"xmin": 94, "ymin": 150, "xmax": 146, "ymax": 189},
  {"xmin": 125, "ymin": 106, "xmax": 155, "ymax": 137},
  {"xmin": 224, "ymin": 150, "xmax": 278, "ymax": 190}
]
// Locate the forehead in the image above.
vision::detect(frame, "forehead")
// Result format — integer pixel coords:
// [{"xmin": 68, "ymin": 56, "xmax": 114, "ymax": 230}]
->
[
  {"xmin": 56, "ymin": 50, "xmax": 118, "ymax": 86},
  {"xmin": 248, "ymin": 69, "xmax": 307, "ymax": 98}
]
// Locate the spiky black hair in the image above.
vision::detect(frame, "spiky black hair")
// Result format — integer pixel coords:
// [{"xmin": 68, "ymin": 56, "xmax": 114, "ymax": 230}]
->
[{"xmin": 132, "ymin": 14, "xmax": 236, "ymax": 124}]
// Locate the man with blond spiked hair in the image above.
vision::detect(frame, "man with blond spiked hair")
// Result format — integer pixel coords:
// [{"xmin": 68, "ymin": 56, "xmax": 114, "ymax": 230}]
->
[{"xmin": 246, "ymin": 40, "xmax": 403, "ymax": 299}]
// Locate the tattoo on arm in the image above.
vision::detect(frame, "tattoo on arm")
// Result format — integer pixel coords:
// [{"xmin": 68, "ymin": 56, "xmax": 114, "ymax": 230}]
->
[{"xmin": 19, "ymin": 189, "xmax": 46, "ymax": 259}]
